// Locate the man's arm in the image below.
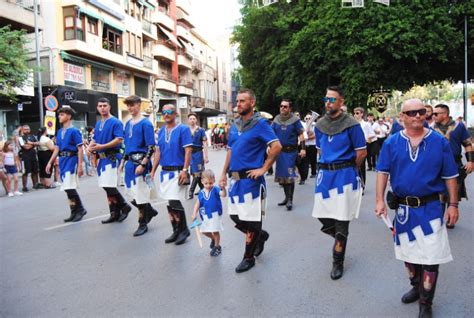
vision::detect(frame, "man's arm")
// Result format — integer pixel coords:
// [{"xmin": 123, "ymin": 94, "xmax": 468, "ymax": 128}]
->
[
  {"xmin": 45, "ymin": 146, "xmax": 59, "ymax": 174},
  {"xmin": 444, "ymin": 178, "xmax": 459, "ymax": 226},
  {"xmin": 77, "ymin": 145, "xmax": 84, "ymax": 177},
  {"xmin": 298, "ymin": 132, "xmax": 306, "ymax": 158},
  {"xmin": 355, "ymin": 149, "xmax": 367, "ymax": 168},
  {"xmin": 179, "ymin": 146, "xmax": 192, "ymax": 184},
  {"xmin": 374, "ymin": 173, "xmax": 389, "ymax": 217},
  {"xmin": 150, "ymin": 147, "xmax": 161, "ymax": 180},
  {"xmin": 88, "ymin": 137, "xmax": 123, "ymax": 152},
  {"xmin": 247, "ymin": 140, "xmax": 282, "ymax": 179},
  {"xmin": 219, "ymin": 149, "xmax": 232, "ymax": 188},
  {"xmin": 462, "ymin": 142, "xmax": 473, "ymax": 174}
]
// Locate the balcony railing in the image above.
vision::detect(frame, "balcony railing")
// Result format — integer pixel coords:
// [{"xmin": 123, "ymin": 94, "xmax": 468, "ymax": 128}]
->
[
  {"xmin": 192, "ymin": 96, "xmax": 205, "ymax": 107},
  {"xmin": 192, "ymin": 59, "xmax": 202, "ymax": 73},
  {"xmin": 9, "ymin": 0, "xmax": 39, "ymax": 12},
  {"xmin": 157, "ymin": 72, "xmax": 175, "ymax": 82},
  {"xmin": 157, "ymin": 38, "xmax": 175, "ymax": 50},
  {"xmin": 142, "ymin": 19, "xmax": 152, "ymax": 34},
  {"xmin": 143, "ymin": 55, "xmax": 153, "ymax": 69},
  {"xmin": 179, "ymin": 79, "xmax": 193, "ymax": 88}
]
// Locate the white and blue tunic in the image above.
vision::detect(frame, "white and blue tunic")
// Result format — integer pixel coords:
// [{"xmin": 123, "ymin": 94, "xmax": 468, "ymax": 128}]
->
[
  {"xmin": 94, "ymin": 116, "xmax": 123, "ymax": 187},
  {"xmin": 228, "ymin": 118, "xmax": 278, "ymax": 222},
  {"xmin": 57, "ymin": 126, "xmax": 83, "ymax": 191},
  {"xmin": 272, "ymin": 118, "xmax": 304, "ymax": 183},
  {"xmin": 376, "ymin": 130, "xmax": 458, "ymax": 265},
  {"xmin": 197, "ymin": 186, "xmax": 224, "ymax": 233},
  {"xmin": 124, "ymin": 118, "xmax": 156, "ymax": 204},
  {"xmin": 312, "ymin": 125, "xmax": 366, "ymax": 221},
  {"xmin": 190, "ymin": 127, "xmax": 207, "ymax": 175},
  {"xmin": 157, "ymin": 124, "xmax": 193, "ymax": 200}
]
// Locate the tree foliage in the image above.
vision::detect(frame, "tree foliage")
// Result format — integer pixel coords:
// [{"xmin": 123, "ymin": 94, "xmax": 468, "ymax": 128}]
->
[
  {"xmin": 0, "ymin": 26, "xmax": 31, "ymax": 100},
  {"xmin": 233, "ymin": 0, "xmax": 473, "ymax": 115}
]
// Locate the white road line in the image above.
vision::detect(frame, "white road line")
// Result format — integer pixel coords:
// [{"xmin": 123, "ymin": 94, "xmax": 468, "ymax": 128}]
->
[{"xmin": 43, "ymin": 200, "xmax": 169, "ymax": 231}]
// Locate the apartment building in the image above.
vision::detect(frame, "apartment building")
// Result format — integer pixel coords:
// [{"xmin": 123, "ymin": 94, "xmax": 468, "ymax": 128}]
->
[{"xmin": 0, "ymin": 0, "xmax": 226, "ymax": 134}]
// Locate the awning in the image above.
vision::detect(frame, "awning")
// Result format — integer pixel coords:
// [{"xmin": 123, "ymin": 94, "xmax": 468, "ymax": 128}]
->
[
  {"xmin": 78, "ymin": 7, "xmax": 102, "ymax": 21},
  {"xmin": 178, "ymin": 39, "xmax": 194, "ymax": 56},
  {"xmin": 157, "ymin": 25, "xmax": 182, "ymax": 48},
  {"xmin": 103, "ymin": 19, "xmax": 125, "ymax": 32},
  {"xmin": 60, "ymin": 51, "xmax": 114, "ymax": 71},
  {"xmin": 137, "ymin": 0, "xmax": 155, "ymax": 10},
  {"xmin": 191, "ymin": 107, "xmax": 225, "ymax": 116}
]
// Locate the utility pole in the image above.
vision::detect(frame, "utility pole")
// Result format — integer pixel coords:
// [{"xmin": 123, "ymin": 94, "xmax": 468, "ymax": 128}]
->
[
  {"xmin": 463, "ymin": 14, "xmax": 468, "ymax": 122},
  {"xmin": 34, "ymin": 0, "xmax": 43, "ymax": 124}
]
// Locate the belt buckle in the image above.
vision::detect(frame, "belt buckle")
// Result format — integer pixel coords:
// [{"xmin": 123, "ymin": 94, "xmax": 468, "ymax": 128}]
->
[
  {"xmin": 329, "ymin": 163, "xmax": 336, "ymax": 170},
  {"xmin": 406, "ymin": 196, "xmax": 421, "ymax": 208},
  {"xmin": 231, "ymin": 172, "xmax": 241, "ymax": 181},
  {"xmin": 131, "ymin": 153, "xmax": 141, "ymax": 161}
]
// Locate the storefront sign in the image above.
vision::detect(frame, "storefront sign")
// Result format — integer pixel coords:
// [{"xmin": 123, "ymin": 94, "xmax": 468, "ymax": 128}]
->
[
  {"xmin": 115, "ymin": 71, "xmax": 130, "ymax": 96},
  {"xmin": 91, "ymin": 67, "xmax": 111, "ymax": 92},
  {"xmin": 64, "ymin": 62, "xmax": 85, "ymax": 85}
]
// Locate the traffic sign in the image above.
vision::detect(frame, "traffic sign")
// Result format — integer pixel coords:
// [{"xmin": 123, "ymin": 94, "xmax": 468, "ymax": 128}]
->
[{"xmin": 44, "ymin": 95, "xmax": 59, "ymax": 112}]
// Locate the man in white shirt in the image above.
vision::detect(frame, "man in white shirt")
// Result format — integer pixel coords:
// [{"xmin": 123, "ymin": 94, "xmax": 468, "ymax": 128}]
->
[
  {"xmin": 353, "ymin": 107, "xmax": 374, "ymax": 186},
  {"xmin": 366, "ymin": 113, "xmax": 379, "ymax": 171}
]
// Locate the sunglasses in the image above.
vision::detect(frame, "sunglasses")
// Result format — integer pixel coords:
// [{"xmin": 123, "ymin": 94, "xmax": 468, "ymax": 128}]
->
[
  {"xmin": 323, "ymin": 97, "xmax": 337, "ymax": 103},
  {"xmin": 162, "ymin": 109, "xmax": 175, "ymax": 115},
  {"xmin": 280, "ymin": 105, "xmax": 289, "ymax": 108},
  {"xmin": 402, "ymin": 108, "xmax": 427, "ymax": 117},
  {"xmin": 305, "ymin": 117, "xmax": 311, "ymax": 120},
  {"xmin": 354, "ymin": 112, "xmax": 361, "ymax": 115},
  {"xmin": 432, "ymin": 112, "xmax": 446, "ymax": 116}
]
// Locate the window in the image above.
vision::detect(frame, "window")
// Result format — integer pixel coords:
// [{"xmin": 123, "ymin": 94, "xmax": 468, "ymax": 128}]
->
[
  {"xmin": 134, "ymin": 76, "xmax": 149, "ymax": 98},
  {"xmin": 103, "ymin": 26, "xmax": 122, "ymax": 54},
  {"xmin": 223, "ymin": 90, "xmax": 227, "ymax": 103},
  {"xmin": 63, "ymin": 7, "xmax": 85, "ymax": 41},
  {"xmin": 87, "ymin": 18, "xmax": 98, "ymax": 35},
  {"xmin": 136, "ymin": 36, "xmax": 142, "ymax": 59},
  {"xmin": 222, "ymin": 62, "xmax": 226, "ymax": 83}
]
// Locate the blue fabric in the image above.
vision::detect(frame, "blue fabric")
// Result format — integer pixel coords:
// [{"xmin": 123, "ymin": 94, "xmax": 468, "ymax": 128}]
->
[
  {"xmin": 157, "ymin": 124, "xmax": 193, "ymax": 167},
  {"xmin": 94, "ymin": 116, "xmax": 124, "ymax": 176},
  {"xmin": 190, "ymin": 127, "xmax": 206, "ymax": 173},
  {"xmin": 314, "ymin": 124, "xmax": 366, "ymax": 164},
  {"xmin": 228, "ymin": 119, "xmax": 278, "ymax": 171},
  {"xmin": 123, "ymin": 118, "xmax": 155, "ymax": 155},
  {"xmin": 57, "ymin": 127, "xmax": 83, "ymax": 179},
  {"xmin": 442, "ymin": 122, "xmax": 470, "ymax": 157},
  {"xmin": 198, "ymin": 186, "xmax": 223, "ymax": 219},
  {"xmin": 376, "ymin": 130, "xmax": 458, "ymax": 197},
  {"xmin": 272, "ymin": 120, "xmax": 302, "ymax": 179},
  {"xmin": 229, "ymin": 177, "xmax": 265, "ymax": 204}
]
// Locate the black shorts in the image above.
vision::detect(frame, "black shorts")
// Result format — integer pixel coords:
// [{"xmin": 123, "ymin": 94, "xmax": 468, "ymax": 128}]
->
[{"xmin": 22, "ymin": 156, "xmax": 38, "ymax": 174}]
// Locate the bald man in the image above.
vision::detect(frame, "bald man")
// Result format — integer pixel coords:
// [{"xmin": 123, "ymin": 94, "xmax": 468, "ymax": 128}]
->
[{"xmin": 375, "ymin": 99, "xmax": 459, "ymax": 318}]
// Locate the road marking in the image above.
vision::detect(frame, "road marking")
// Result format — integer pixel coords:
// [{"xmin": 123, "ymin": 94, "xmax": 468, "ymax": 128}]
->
[{"xmin": 43, "ymin": 200, "xmax": 169, "ymax": 231}]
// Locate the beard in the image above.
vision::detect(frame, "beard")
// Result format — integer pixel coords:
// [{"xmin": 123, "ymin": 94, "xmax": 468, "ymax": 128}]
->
[
  {"xmin": 328, "ymin": 108, "xmax": 340, "ymax": 116},
  {"xmin": 426, "ymin": 115, "xmax": 432, "ymax": 120}
]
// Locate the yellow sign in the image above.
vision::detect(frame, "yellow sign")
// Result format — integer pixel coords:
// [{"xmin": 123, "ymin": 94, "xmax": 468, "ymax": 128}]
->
[{"xmin": 44, "ymin": 115, "xmax": 56, "ymax": 135}]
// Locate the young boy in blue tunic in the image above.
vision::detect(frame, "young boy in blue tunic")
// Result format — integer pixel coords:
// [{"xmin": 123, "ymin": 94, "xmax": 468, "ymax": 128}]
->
[
  {"xmin": 46, "ymin": 107, "xmax": 87, "ymax": 222},
  {"xmin": 433, "ymin": 104, "xmax": 473, "ymax": 229},
  {"xmin": 88, "ymin": 98, "xmax": 131, "ymax": 224},
  {"xmin": 120, "ymin": 95, "xmax": 158, "ymax": 237},
  {"xmin": 192, "ymin": 169, "xmax": 225, "ymax": 256},
  {"xmin": 220, "ymin": 89, "xmax": 282, "ymax": 273},
  {"xmin": 187, "ymin": 113, "xmax": 208, "ymax": 200},
  {"xmin": 272, "ymin": 99, "xmax": 305, "ymax": 211},
  {"xmin": 151, "ymin": 104, "xmax": 193, "ymax": 245},
  {"xmin": 376, "ymin": 99, "xmax": 459, "ymax": 318}
]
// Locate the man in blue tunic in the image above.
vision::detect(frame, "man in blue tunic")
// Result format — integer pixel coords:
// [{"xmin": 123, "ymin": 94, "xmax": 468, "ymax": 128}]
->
[
  {"xmin": 375, "ymin": 99, "xmax": 459, "ymax": 318},
  {"xmin": 432, "ymin": 104, "xmax": 473, "ymax": 229},
  {"xmin": 312, "ymin": 86, "xmax": 367, "ymax": 280},
  {"xmin": 187, "ymin": 113, "xmax": 209, "ymax": 200},
  {"xmin": 272, "ymin": 99, "xmax": 305, "ymax": 211},
  {"xmin": 121, "ymin": 95, "xmax": 158, "ymax": 237},
  {"xmin": 88, "ymin": 98, "xmax": 131, "ymax": 224},
  {"xmin": 46, "ymin": 107, "xmax": 87, "ymax": 222},
  {"xmin": 219, "ymin": 89, "xmax": 282, "ymax": 273},
  {"xmin": 151, "ymin": 104, "xmax": 193, "ymax": 245}
]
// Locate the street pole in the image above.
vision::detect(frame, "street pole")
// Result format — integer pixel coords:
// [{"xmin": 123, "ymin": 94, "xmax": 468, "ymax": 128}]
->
[
  {"xmin": 463, "ymin": 14, "xmax": 468, "ymax": 122},
  {"xmin": 34, "ymin": 0, "xmax": 43, "ymax": 125}
]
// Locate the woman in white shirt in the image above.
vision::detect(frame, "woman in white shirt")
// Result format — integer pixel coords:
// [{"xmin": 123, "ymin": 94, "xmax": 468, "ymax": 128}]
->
[{"xmin": 37, "ymin": 127, "xmax": 55, "ymax": 188}]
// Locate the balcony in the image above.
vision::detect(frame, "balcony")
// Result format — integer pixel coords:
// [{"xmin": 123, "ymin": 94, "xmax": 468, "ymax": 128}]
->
[
  {"xmin": 143, "ymin": 55, "xmax": 153, "ymax": 69},
  {"xmin": 1, "ymin": 0, "xmax": 43, "ymax": 32},
  {"xmin": 177, "ymin": 54, "xmax": 192, "ymax": 69},
  {"xmin": 142, "ymin": 19, "xmax": 157, "ymax": 40},
  {"xmin": 152, "ymin": 40, "xmax": 175, "ymax": 62},
  {"xmin": 155, "ymin": 73, "xmax": 176, "ymax": 93},
  {"xmin": 151, "ymin": 7, "xmax": 174, "ymax": 31},
  {"xmin": 192, "ymin": 96, "xmax": 205, "ymax": 108},
  {"xmin": 176, "ymin": 23, "xmax": 191, "ymax": 42},
  {"xmin": 176, "ymin": 6, "xmax": 194, "ymax": 28},
  {"xmin": 192, "ymin": 59, "xmax": 202, "ymax": 73}
]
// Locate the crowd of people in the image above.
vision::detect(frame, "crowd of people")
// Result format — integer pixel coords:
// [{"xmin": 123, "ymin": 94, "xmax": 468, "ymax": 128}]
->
[{"xmin": 1, "ymin": 88, "xmax": 472, "ymax": 318}]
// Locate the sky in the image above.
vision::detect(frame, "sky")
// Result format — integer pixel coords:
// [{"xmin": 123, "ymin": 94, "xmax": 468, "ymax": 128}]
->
[{"xmin": 189, "ymin": 0, "xmax": 242, "ymax": 41}]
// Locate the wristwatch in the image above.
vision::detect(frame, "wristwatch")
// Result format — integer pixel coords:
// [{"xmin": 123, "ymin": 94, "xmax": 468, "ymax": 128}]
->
[
  {"xmin": 140, "ymin": 163, "xmax": 146, "ymax": 167},
  {"xmin": 182, "ymin": 168, "xmax": 188, "ymax": 172}
]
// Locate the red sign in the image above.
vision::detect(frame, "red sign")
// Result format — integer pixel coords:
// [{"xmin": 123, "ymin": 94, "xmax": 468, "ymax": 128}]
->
[{"xmin": 44, "ymin": 95, "xmax": 59, "ymax": 111}]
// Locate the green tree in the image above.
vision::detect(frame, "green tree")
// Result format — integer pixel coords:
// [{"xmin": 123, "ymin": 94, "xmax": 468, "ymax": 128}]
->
[
  {"xmin": 233, "ymin": 0, "xmax": 473, "ymax": 115},
  {"xmin": 0, "ymin": 26, "xmax": 31, "ymax": 100}
]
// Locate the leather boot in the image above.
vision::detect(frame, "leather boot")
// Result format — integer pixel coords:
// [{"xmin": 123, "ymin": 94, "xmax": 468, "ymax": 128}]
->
[
  {"xmin": 64, "ymin": 199, "xmax": 76, "ymax": 222},
  {"xmin": 254, "ymin": 230, "xmax": 270, "ymax": 257},
  {"xmin": 71, "ymin": 196, "xmax": 87, "ymax": 222},
  {"xmin": 418, "ymin": 266, "xmax": 438, "ymax": 318},
  {"xmin": 286, "ymin": 183, "xmax": 294, "ymax": 211},
  {"xmin": 236, "ymin": 230, "xmax": 258, "ymax": 273},
  {"xmin": 165, "ymin": 207, "xmax": 179, "ymax": 243},
  {"xmin": 277, "ymin": 184, "xmax": 288, "ymax": 206},
  {"xmin": 102, "ymin": 195, "xmax": 119, "ymax": 224},
  {"xmin": 330, "ymin": 233, "xmax": 347, "ymax": 280},
  {"xmin": 144, "ymin": 203, "xmax": 158, "ymax": 224},
  {"xmin": 117, "ymin": 203, "xmax": 132, "ymax": 222},
  {"xmin": 402, "ymin": 262, "xmax": 421, "ymax": 304},
  {"xmin": 319, "ymin": 218, "xmax": 336, "ymax": 238},
  {"xmin": 187, "ymin": 176, "xmax": 199, "ymax": 200},
  {"xmin": 133, "ymin": 208, "xmax": 148, "ymax": 237},
  {"xmin": 175, "ymin": 208, "xmax": 190, "ymax": 245}
]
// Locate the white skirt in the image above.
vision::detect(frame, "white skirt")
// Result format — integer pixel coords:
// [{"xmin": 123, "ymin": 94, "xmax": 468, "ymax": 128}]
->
[
  {"xmin": 61, "ymin": 171, "xmax": 79, "ymax": 191},
  {"xmin": 159, "ymin": 171, "xmax": 187, "ymax": 200},
  {"xmin": 127, "ymin": 175, "xmax": 158, "ymax": 204},
  {"xmin": 200, "ymin": 212, "xmax": 224, "ymax": 233},
  {"xmin": 97, "ymin": 164, "xmax": 119, "ymax": 188}
]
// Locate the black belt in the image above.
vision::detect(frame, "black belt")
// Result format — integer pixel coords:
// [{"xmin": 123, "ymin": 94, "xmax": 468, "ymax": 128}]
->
[
  {"xmin": 126, "ymin": 152, "xmax": 146, "ymax": 165},
  {"xmin": 192, "ymin": 146, "xmax": 203, "ymax": 153},
  {"xmin": 59, "ymin": 151, "xmax": 77, "ymax": 157},
  {"xmin": 395, "ymin": 193, "xmax": 439, "ymax": 208},
  {"xmin": 230, "ymin": 170, "xmax": 251, "ymax": 180},
  {"xmin": 281, "ymin": 145, "xmax": 298, "ymax": 152},
  {"xmin": 98, "ymin": 150, "xmax": 120, "ymax": 159},
  {"xmin": 317, "ymin": 161, "xmax": 355, "ymax": 171},
  {"xmin": 162, "ymin": 166, "xmax": 183, "ymax": 171}
]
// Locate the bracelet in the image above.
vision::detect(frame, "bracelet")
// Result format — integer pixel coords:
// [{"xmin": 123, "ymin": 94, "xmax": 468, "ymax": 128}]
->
[
  {"xmin": 465, "ymin": 151, "xmax": 474, "ymax": 162},
  {"xmin": 182, "ymin": 168, "xmax": 188, "ymax": 172},
  {"xmin": 448, "ymin": 202, "xmax": 459, "ymax": 208}
]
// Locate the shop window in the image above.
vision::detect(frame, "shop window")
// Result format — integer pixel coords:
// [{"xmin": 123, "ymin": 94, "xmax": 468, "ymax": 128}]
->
[
  {"xmin": 134, "ymin": 76, "xmax": 149, "ymax": 98},
  {"xmin": 103, "ymin": 27, "xmax": 122, "ymax": 54},
  {"xmin": 63, "ymin": 7, "xmax": 85, "ymax": 41},
  {"xmin": 87, "ymin": 18, "xmax": 98, "ymax": 35},
  {"xmin": 91, "ymin": 67, "xmax": 111, "ymax": 92}
]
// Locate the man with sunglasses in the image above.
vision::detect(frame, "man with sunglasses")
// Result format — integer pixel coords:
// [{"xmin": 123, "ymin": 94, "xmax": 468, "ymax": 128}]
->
[
  {"xmin": 219, "ymin": 88, "xmax": 281, "ymax": 273},
  {"xmin": 375, "ymin": 99, "xmax": 459, "ymax": 318},
  {"xmin": 151, "ymin": 104, "xmax": 193, "ymax": 245},
  {"xmin": 272, "ymin": 99, "xmax": 305, "ymax": 210},
  {"xmin": 433, "ymin": 103, "xmax": 473, "ymax": 229},
  {"xmin": 313, "ymin": 86, "xmax": 366, "ymax": 280},
  {"xmin": 121, "ymin": 95, "xmax": 158, "ymax": 237}
]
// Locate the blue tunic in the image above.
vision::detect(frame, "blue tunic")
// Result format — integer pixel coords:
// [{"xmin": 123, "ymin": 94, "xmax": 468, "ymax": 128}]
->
[
  {"xmin": 93, "ymin": 116, "xmax": 124, "ymax": 176},
  {"xmin": 123, "ymin": 118, "xmax": 155, "ymax": 187},
  {"xmin": 56, "ymin": 126, "xmax": 83, "ymax": 181},
  {"xmin": 228, "ymin": 118, "xmax": 278, "ymax": 205},
  {"xmin": 376, "ymin": 130, "xmax": 458, "ymax": 257},
  {"xmin": 272, "ymin": 119, "xmax": 304, "ymax": 182},
  {"xmin": 190, "ymin": 126, "xmax": 207, "ymax": 174},
  {"xmin": 434, "ymin": 122, "xmax": 471, "ymax": 159},
  {"xmin": 198, "ymin": 186, "xmax": 223, "ymax": 219}
]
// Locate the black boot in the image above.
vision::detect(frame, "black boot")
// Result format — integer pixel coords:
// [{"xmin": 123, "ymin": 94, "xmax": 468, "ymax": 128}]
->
[
  {"xmin": 330, "ymin": 233, "xmax": 347, "ymax": 280},
  {"xmin": 254, "ymin": 230, "xmax": 269, "ymax": 257},
  {"xmin": 71, "ymin": 196, "xmax": 87, "ymax": 222},
  {"xmin": 319, "ymin": 218, "xmax": 336, "ymax": 237},
  {"xmin": 195, "ymin": 177, "xmax": 203, "ymax": 195},
  {"xmin": 144, "ymin": 203, "xmax": 158, "ymax": 224},
  {"xmin": 418, "ymin": 266, "xmax": 438, "ymax": 318},
  {"xmin": 102, "ymin": 195, "xmax": 119, "ymax": 224},
  {"xmin": 402, "ymin": 262, "xmax": 421, "ymax": 304},
  {"xmin": 117, "ymin": 203, "xmax": 132, "ymax": 222},
  {"xmin": 286, "ymin": 183, "xmax": 294, "ymax": 211},
  {"xmin": 278, "ymin": 184, "xmax": 289, "ymax": 206},
  {"xmin": 236, "ymin": 230, "xmax": 258, "ymax": 273},
  {"xmin": 175, "ymin": 208, "xmax": 190, "ymax": 245},
  {"xmin": 187, "ymin": 176, "xmax": 199, "ymax": 200},
  {"xmin": 133, "ymin": 208, "xmax": 148, "ymax": 237},
  {"xmin": 64, "ymin": 199, "xmax": 76, "ymax": 222},
  {"xmin": 165, "ymin": 207, "xmax": 179, "ymax": 243}
]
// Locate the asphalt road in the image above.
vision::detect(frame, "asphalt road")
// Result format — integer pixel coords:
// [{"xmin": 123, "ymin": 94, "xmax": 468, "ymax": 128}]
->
[{"xmin": 1, "ymin": 149, "xmax": 473, "ymax": 317}]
